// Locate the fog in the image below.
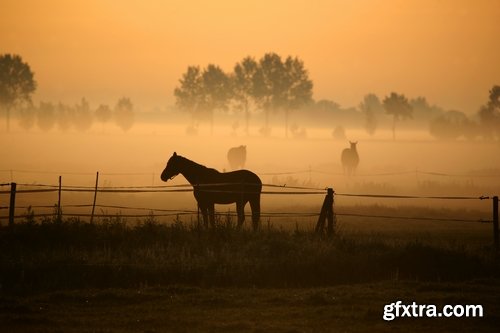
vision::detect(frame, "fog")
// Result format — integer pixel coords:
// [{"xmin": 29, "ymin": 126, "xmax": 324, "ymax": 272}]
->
[{"xmin": 2, "ymin": 111, "xmax": 499, "ymax": 222}]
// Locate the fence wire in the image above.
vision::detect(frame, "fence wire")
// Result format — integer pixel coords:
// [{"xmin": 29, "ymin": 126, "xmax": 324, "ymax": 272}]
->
[{"xmin": 0, "ymin": 181, "xmax": 496, "ymax": 225}]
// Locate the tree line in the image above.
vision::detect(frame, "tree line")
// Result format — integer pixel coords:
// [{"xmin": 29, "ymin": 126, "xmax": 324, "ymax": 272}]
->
[
  {"xmin": 174, "ymin": 53, "xmax": 313, "ymax": 137},
  {"xmin": 0, "ymin": 54, "xmax": 135, "ymax": 132},
  {"xmin": 17, "ymin": 97, "xmax": 135, "ymax": 132},
  {"xmin": 174, "ymin": 53, "xmax": 499, "ymax": 140},
  {"xmin": 1, "ymin": 53, "xmax": 499, "ymax": 140}
]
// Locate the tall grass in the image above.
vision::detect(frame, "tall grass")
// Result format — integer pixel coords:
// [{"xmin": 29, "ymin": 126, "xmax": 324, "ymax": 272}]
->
[{"xmin": 0, "ymin": 214, "xmax": 498, "ymax": 294}]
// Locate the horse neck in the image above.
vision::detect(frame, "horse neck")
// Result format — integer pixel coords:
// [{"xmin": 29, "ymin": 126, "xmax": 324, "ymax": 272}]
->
[{"xmin": 178, "ymin": 157, "xmax": 208, "ymax": 185}]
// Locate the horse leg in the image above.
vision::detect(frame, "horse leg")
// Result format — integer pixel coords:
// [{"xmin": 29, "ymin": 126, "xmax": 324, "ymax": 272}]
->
[
  {"xmin": 208, "ymin": 203, "xmax": 215, "ymax": 228},
  {"xmin": 236, "ymin": 201, "xmax": 245, "ymax": 229},
  {"xmin": 198, "ymin": 202, "xmax": 209, "ymax": 228},
  {"xmin": 249, "ymin": 195, "xmax": 260, "ymax": 231}
]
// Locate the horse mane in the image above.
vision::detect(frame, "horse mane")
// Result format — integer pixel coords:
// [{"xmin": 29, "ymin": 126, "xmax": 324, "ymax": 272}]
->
[{"xmin": 177, "ymin": 154, "xmax": 219, "ymax": 174}]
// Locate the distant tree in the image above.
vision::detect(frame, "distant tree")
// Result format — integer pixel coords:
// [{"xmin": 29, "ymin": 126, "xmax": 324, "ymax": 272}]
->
[
  {"xmin": 282, "ymin": 56, "xmax": 313, "ymax": 137},
  {"xmin": 174, "ymin": 66, "xmax": 203, "ymax": 130},
  {"xmin": 200, "ymin": 64, "xmax": 231, "ymax": 134},
  {"xmin": 95, "ymin": 104, "xmax": 112, "ymax": 131},
  {"xmin": 478, "ymin": 85, "xmax": 500, "ymax": 139},
  {"xmin": 0, "ymin": 54, "xmax": 37, "ymax": 131},
  {"xmin": 114, "ymin": 97, "xmax": 134, "ymax": 131},
  {"xmin": 382, "ymin": 92, "xmax": 413, "ymax": 140},
  {"xmin": 18, "ymin": 105, "xmax": 36, "ymax": 130},
  {"xmin": 55, "ymin": 102, "xmax": 73, "ymax": 131},
  {"xmin": 232, "ymin": 56, "xmax": 258, "ymax": 135},
  {"xmin": 253, "ymin": 53, "xmax": 287, "ymax": 136},
  {"xmin": 410, "ymin": 96, "xmax": 444, "ymax": 124},
  {"xmin": 73, "ymin": 98, "xmax": 93, "ymax": 132},
  {"xmin": 253, "ymin": 53, "xmax": 313, "ymax": 137},
  {"xmin": 332, "ymin": 125, "xmax": 346, "ymax": 140},
  {"xmin": 359, "ymin": 94, "xmax": 383, "ymax": 136},
  {"xmin": 429, "ymin": 110, "xmax": 470, "ymax": 140},
  {"xmin": 37, "ymin": 102, "xmax": 56, "ymax": 131}
]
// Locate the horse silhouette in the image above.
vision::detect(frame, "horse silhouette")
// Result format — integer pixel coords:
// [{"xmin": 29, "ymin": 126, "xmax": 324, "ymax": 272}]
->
[
  {"xmin": 227, "ymin": 145, "xmax": 246, "ymax": 170},
  {"xmin": 341, "ymin": 141, "xmax": 359, "ymax": 175},
  {"xmin": 161, "ymin": 152, "xmax": 261, "ymax": 230}
]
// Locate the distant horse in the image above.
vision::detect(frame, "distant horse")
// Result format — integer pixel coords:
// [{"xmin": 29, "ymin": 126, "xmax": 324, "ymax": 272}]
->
[
  {"xmin": 161, "ymin": 152, "xmax": 261, "ymax": 230},
  {"xmin": 227, "ymin": 145, "xmax": 246, "ymax": 170},
  {"xmin": 341, "ymin": 141, "xmax": 359, "ymax": 175}
]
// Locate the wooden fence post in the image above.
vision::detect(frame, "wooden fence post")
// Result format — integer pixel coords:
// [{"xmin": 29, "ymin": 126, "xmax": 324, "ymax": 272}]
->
[
  {"xmin": 315, "ymin": 187, "xmax": 335, "ymax": 236},
  {"xmin": 90, "ymin": 172, "xmax": 99, "ymax": 223},
  {"xmin": 9, "ymin": 182, "xmax": 17, "ymax": 226},
  {"xmin": 327, "ymin": 188, "xmax": 336, "ymax": 236},
  {"xmin": 494, "ymin": 196, "xmax": 499, "ymax": 252},
  {"xmin": 57, "ymin": 176, "xmax": 62, "ymax": 222}
]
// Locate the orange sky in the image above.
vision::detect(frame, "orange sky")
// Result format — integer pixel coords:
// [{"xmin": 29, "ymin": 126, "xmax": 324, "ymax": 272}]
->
[{"xmin": 1, "ymin": 0, "xmax": 499, "ymax": 113}]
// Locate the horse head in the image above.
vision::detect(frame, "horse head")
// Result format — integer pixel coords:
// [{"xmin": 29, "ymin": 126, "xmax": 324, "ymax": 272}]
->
[
  {"xmin": 161, "ymin": 152, "xmax": 181, "ymax": 181},
  {"xmin": 349, "ymin": 141, "xmax": 358, "ymax": 150}
]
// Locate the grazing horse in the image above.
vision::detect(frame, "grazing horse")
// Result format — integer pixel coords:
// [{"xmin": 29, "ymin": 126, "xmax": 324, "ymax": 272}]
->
[
  {"xmin": 341, "ymin": 141, "xmax": 359, "ymax": 176},
  {"xmin": 161, "ymin": 152, "xmax": 261, "ymax": 230},
  {"xmin": 227, "ymin": 145, "xmax": 246, "ymax": 170}
]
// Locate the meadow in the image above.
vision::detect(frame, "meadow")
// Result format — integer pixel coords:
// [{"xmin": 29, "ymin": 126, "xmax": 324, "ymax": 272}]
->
[
  {"xmin": 0, "ymin": 214, "xmax": 499, "ymax": 332},
  {"xmin": 1, "ymin": 119, "xmax": 500, "ymax": 331}
]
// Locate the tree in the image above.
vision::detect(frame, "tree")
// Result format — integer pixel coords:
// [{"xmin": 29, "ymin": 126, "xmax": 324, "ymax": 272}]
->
[
  {"xmin": 359, "ymin": 94, "xmax": 383, "ymax": 136},
  {"xmin": 73, "ymin": 98, "xmax": 93, "ymax": 132},
  {"xmin": 18, "ymin": 105, "xmax": 36, "ymax": 130},
  {"xmin": 253, "ymin": 53, "xmax": 313, "ymax": 137},
  {"xmin": 37, "ymin": 102, "xmax": 56, "ymax": 132},
  {"xmin": 174, "ymin": 66, "xmax": 203, "ymax": 132},
  {"xmin": 253, "ymin": 53, "xmax": 287, "ymax": 136},
  {"xmin": 232, "ymin": 56, "xmax": 258, "ymax": 135},
  {"xmin": 429, "ymin": 110, "xmax": 471, "ymax": 140},
  {"xmin": 200, "ymin": 64, "xmax": 231, "ymax": 134},
  {"xmin": 478, "ymin": 85, "xmax": 500, "ymax": 139},
  {"xmin": 55, "ymin": 102, "xmax": 73, "ymax": 131},
  {"xmin": 282, "ymin": 56, "xmax": 313, "ymax": 137},
  {"xmin": 0, "ymin": 54, "xmax": 37, "ymax": 131},
  {"xmin": 382, "ymin": 92, "xmax": 413, "ymax": 140},
  {"xmin": 114, "ymin": 97, "xmax": 134, "ymax": 131},
  {"xmin": 95, "ymin": 104, "xmax": 112, "ymax": 131}
]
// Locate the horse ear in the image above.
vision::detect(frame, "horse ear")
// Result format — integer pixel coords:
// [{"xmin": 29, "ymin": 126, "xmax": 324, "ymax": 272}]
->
[{"xmin": 173, "ymin": 152, "xmax": 177, "ymax": 156}]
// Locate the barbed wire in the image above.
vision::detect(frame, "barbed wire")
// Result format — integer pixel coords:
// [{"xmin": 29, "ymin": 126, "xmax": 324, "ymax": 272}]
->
[
  {"xmin": 2, "ymin": 168, "xmax": 500, "ymax": 178},
  {"xmin": 0, "ymin": 179, "xmax": 496, "ymax": 225}
]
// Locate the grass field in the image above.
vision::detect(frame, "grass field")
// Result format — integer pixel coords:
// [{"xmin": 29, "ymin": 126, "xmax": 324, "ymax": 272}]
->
[
  {"xmin": 1, "ymin": 213, "xmax": 499, "ymax": 332},
  {"xmin": 1, "ymin": 280, "xmax": 500, "ymax": 332}
]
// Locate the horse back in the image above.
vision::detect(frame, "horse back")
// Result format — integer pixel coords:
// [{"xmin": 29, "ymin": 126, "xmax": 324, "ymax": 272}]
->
[{"xmin": 220, "ymin": 169, "xmax": 262, "ymax": 187}]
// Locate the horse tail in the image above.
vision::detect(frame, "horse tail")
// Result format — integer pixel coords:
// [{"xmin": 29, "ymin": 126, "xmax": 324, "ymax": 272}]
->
[{"xmin": 249, "ymin": 192, "xmax": 260, "ymax": 231}]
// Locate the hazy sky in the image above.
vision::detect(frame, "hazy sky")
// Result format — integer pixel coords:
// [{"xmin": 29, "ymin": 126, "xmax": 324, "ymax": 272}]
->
[{"xmin": 1, "ymin": 0, "xmax": 499, "ymax": 113}]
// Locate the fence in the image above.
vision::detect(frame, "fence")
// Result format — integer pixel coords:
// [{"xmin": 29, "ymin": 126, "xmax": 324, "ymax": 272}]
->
[{"xmin": 1, "ymin": 175, "xmax": 499, "ymax": 250}]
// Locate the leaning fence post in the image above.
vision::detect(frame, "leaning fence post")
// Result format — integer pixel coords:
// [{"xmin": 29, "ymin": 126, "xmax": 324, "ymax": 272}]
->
[
  {"xmin": 326, "ymin": 188, "xmax": 336, "ymax": 236},
  {"xmin": 90, "ymin": 172, "xmax": 99, "ymax": 223},
  {"xmin": 315, "ymin": 187, "xmax": 334, "ymax": 236},
  {"xmin": 9, "ymin": 182, "xmax": 17, "ymax": 226},
  {"xmin": 493, "ymin": 196, "xmax": 499, "ymax": 252},
  {"xmin": 57, "ymin": 175, "xmax": 62, "ymax": 222}
]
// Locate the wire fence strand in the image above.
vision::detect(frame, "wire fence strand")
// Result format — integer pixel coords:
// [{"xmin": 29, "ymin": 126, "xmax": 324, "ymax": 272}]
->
[{"xmin": 0, "ymin": 180, "xmax": 496, "ymax": 225}]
